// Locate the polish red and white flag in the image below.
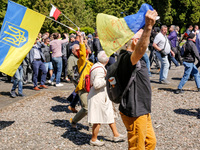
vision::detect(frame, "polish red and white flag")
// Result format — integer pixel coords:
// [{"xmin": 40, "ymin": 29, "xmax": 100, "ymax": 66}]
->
[{"xmin": 50, "ymin": 5, "xmax": 61, "ymax": 20}]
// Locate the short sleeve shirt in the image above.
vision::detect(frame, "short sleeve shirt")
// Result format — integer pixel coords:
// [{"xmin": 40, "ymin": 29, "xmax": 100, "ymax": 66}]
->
[
  {"xmin": 154, "ymin": 32, "xmax": 171, "ymax": 54},
  {"xmin": 117, "ymin": 50, "xmax": 152, "ymax": 117}
]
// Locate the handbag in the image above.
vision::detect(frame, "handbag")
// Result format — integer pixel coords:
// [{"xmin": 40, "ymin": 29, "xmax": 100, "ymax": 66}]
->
[
  {"xmin": 160, "ymin": 49, "xmax": 167, "ymax": 57},
  {"xmin": 159, "ymin": 35, "xmax": 167, "ymax": 58}
]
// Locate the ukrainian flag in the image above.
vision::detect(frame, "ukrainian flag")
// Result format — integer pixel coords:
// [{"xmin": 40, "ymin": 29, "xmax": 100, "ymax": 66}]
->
[
  {"xmin": 97, "ymin": 3, "xmax": 153, "ymax": 56},
  {"xmin": 0, "ymin": 0, "xmax": 45, "ymax": 76}
]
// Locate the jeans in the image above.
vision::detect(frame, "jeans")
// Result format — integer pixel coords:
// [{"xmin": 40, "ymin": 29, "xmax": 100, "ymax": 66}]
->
[
  {"xmin": 32, "ymin": 60, "xmax": 47, "ymax": 87},
  {"xmin": 44, "ymin": 62, "xmax": 53, "ymax": 72},
  {"xmin": 168, "ymin": 53, "xmax": 179, "ymax": 68},
  {"xmin": 142, "ymin": 53, "xmax": 151, "ymax": 75},
  {"xmin": 120, "ymin": 113, "xmax": 156, "ymax": 149},
  {"xmin": 11, "ymin": 65, "xmax": 23, "ymax": 95},
  {"xmin": 178, "ymin": 62, "xmax": 200, "ymax": 89},
  {"xmin": 50, "ymin": 57, "xmax": 63, "ymax": 84},
  {"xmin": 156, "ymin": 51, "xmax": 169, "ymax": 81}
]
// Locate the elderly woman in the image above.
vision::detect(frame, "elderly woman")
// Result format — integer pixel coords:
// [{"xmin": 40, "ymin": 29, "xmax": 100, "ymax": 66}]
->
[{"xmin": 88, "ymin": 51, "xmax": 125, "ymax": 146}]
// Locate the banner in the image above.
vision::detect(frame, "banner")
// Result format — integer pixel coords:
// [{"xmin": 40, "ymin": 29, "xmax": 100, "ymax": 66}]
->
[
  {"xmin": 97, "ymin": 3, "xmax": 153, "ymax": 56},
  {"xmin": 0, "ymin": 0, "xmax": 45, "ymax": 76}
]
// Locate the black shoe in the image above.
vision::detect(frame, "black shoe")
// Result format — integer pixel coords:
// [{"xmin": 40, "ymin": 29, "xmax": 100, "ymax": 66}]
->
[
  {"xmin": 18, "ymin": 93, "xmax": 25, "ymax": 97},
  {"xmin": 189, "ymin": 77, "xmax": 194, "ymax": 81},
  {"xmin": 175, "ymin": 89, "xmax": 184, "ymax": 94}
]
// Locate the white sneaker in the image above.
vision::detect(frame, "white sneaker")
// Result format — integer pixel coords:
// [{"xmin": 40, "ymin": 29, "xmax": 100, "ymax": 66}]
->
[
  {"xmin": 90, "ymin": 139, "xmax": 105, "ymax": 146},
  {"xmin": 56, "ymin": 83, "xmax": 63, "ymax": 87},
  {"xmin": 113, "ymin": 134, "xmax": 126, "ymax": 142},
  {"xmin": 48, "ymin": 80, "xmax": 55, "ymax": 86}
]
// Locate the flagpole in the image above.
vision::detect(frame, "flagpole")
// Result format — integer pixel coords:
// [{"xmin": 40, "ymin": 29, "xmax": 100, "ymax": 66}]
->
[
  {"xmin": 61, "ymin": 12, "xmax": 80, "ymax": 29},
  {"xmin": 50, "ymin": 3, "xmax": 80, "ymax": 31},
  {"xmin": 46, "ymin": 16, "xmax": 77, "ymax": 32}
]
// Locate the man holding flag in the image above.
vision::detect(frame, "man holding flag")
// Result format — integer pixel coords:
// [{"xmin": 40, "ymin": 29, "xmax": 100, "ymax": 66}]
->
[
  {"xmin": 97, "ymin": 4, "xmax": 158, "ymax": 149},
  {"xmin": 118, "ymin": 10, "xmax": 157, "ymax": 150}
]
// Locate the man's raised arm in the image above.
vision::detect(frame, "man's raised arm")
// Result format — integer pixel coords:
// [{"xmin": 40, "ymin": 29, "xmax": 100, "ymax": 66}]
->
[{"xmin": 131, "ymin": 10, "xmax": 158, "ymax": 65}]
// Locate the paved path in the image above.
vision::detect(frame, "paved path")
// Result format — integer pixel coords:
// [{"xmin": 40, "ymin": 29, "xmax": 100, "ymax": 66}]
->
[
  {"xmin": 0, "ymin": 78, "xmax": 74, "ymax": 110},
  {"xmin": 0, "ymin": 64, "xmax": 200, "ymax": 149},
  {"xmin": 0, "ymin": 63, "xmax": 199, "ymax": 110}
]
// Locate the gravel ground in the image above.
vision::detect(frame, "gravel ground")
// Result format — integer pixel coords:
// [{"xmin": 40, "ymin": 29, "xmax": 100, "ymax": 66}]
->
[{"xmin": 0, "ymin": 87, "xmax": 200, "ymax": 150}]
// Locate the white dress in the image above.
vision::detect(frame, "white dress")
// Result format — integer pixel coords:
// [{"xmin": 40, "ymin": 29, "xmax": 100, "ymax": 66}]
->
[{"xmin": 87, "ymin": 62, "xmax": 115, "ymax": 124}]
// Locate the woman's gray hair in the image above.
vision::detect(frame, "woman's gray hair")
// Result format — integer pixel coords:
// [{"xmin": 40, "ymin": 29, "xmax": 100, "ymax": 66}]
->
[
  {"xmin": 97, "ymin": 51, "xmax": 109, "ymax": 64},
  {"xmin": 72, "ymin": 44, "xmax": 79, "ymax": 51}
]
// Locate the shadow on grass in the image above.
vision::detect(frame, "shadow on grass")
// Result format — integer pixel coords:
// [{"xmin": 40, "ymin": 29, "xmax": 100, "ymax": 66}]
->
[
  {"xmin": 158, "ymin": 88, "xmax": 195, "ymax": 93},
  {"xmin": 171, "ymin": 77, "xmax": 182, "ymax": 81},
  {"xmin": 174, "ymin": 108, "xmax": 200, "ymax": 119},
  {"xmin": 0, "ymin": 92, "xmax": 11, "ymax": 96},
  {"xmin": 0, "ymin": 121, "xmax": 15, "ymax": 130},
  {"xmin": 50, "ymin": 105, "xmax": 72, "ymax": 113},
  {"xmin": 46, "ymin": 119, "xmax": 92, "ymax": 145},
  {"xmin": 52, "ymin": 96, "xmax": 70, "ymax": 104},
  {"xmin": 23, "ymin": 85, "xmax": 35, "ymax": 90},
  {"xmin": 47, "ymin": 119, "xmax": 121, "ymax": 145},
  {"xmin": 150, "ymin": 80, "xmax": 160, "ymax": 84}
]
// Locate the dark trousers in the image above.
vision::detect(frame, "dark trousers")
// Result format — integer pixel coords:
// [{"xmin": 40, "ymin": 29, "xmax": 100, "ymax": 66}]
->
[
  {"xmin": 149, "ymin": 49, "xmax": 160, "ymax": 69},
  {"xmin": 22, "ymin": 65, "xmax": 32, "ymax": 83},
  {"xmin": 62, "ymin": 56, "xmax": 68, "ymax": 78},
  {"xmin": 68, "ymin": 90, "xmax": 80, "ymax": 108},
  {"xmin": 168, "ymin": 53, "xmax": 179, "ymax": 69},
  {"xmin": 32, "ymin": 60, "xmax": 47, "ymax": 87},
  {"xmin": 175, "ymin": 49, "xmax": 183, "ymax": 65}
]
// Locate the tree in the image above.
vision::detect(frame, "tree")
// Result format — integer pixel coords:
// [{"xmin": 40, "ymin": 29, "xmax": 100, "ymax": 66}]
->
[
  {"xmin": 0, "ymin": 0, "xmax": 200, "ymax": 34},
  {"xmin": 0, "ymin": 0, "xmax": 9, "ymax": 27}
]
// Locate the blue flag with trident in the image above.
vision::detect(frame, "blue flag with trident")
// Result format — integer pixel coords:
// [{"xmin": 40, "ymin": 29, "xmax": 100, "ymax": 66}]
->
[{"xmin": 0, "ymin": 0, "xmax": 45, "ymax": 76}]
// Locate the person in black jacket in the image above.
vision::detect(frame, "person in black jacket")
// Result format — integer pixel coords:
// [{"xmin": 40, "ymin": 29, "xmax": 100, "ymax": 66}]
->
[
  {"xmin": 175, "ymin": 33, "xmax": 200, "ymax": 94},
  {"xmin": 118, "ymin": 10, "xmax": 157, "ymax": 149},
  {"xmin": 42, "ymin": 38, "xmax": 53, "ymax": 80},
  {"xmin": 93, "ymin": 31, "xmax": 103, "ymax": 62}
]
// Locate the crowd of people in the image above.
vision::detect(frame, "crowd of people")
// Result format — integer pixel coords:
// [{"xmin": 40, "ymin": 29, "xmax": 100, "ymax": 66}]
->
[
  {"xmin": 150, "ymin": 24, "xmax": 200, "ymax": 94},
  {"xmin": 3, "ymin": 9, "xmax": 200, "ymax": 149}
]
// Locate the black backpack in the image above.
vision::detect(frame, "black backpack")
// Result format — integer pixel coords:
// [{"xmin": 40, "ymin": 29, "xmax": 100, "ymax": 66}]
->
[{"xmin": 106, "ymin": 53, "xmax": 141, "ymax": 104}]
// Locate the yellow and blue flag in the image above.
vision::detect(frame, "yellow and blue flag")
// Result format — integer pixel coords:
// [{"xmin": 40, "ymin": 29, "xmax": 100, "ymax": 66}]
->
[
  {"xmin": 97, "ymin": 3, "xmax": 153, "ymax": 56},
  {"xmin": 0, "ymin": 0, "xmax": 45, "ymax": 76}
]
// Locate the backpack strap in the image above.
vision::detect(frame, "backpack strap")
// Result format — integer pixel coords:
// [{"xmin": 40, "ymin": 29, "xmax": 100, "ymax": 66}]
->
[
  {"xmin": 121, "ymin": 61, "xmax": 141, "ymax": 98},
  {"xmin": 90, "ymin": 66, "xmax": 106, "ymax": 75},
  {"xmin": 78, "ymin": 62, "xmax": 88, "ymax": 79},
  {"xmin": 90, "ymin": 65, "xmax": 106, "ymax": 87}
]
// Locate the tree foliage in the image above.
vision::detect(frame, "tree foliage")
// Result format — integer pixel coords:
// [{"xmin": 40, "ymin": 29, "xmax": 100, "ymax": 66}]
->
[{"xmin": 0, "ymin": 0, "xmax": 200, "ymax": 34}]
